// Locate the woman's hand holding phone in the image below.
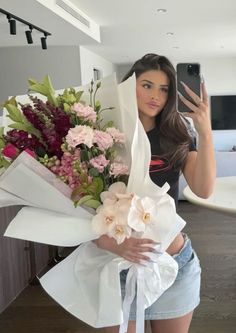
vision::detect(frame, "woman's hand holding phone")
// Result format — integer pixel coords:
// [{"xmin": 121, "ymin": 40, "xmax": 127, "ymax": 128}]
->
[{"xmin": 178, "ymin": 81, "xmax": 212, "ymax": 137}]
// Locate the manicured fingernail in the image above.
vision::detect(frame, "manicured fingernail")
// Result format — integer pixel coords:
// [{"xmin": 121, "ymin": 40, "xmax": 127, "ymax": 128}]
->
[
  {"xmin": 139, "ymin": 260, "xmax": 148, "ymax": 266},
  {"xmin": 153, "ymin": 249, "xmax": 163, "ymax": 254},
  {"xmin": 178, "ymin": 91, "xmax": 184, "ymax": 98},
  {"xmin": 201, "ymin": 74, "xmax": 205, "ymax": 83},
  {"xmin": 180, "ymin": 81, "xmax": 187, "ymax": 88}
]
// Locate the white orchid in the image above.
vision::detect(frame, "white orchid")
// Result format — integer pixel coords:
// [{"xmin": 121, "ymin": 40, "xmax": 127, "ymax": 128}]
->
[
  {"xmin": 128, "ymin": 195, "xmax": 159, "ymax": 232},
  {"xmin": 100, "ymin": 181, "xmax": 133, "ymax": 205},
  {"xmin": 107, "ymin": 223, "xmax": 132, "ymax": 244},
  {"xmin": 92, "ymin": 204, "xmax": 117, "ymax": 235},
  {"xmin": 92, "ymin": 182, "xmax": 133, "ymax": 244},
  {"xmin": 92, "ymin": 182, "xmax": 161, "ymax": 244}
]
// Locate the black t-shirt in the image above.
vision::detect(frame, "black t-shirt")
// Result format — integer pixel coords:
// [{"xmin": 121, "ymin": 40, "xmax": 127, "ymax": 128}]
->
[{"xmin": 146, "ymin": 121, "xmax": 196, "ymax": 207}]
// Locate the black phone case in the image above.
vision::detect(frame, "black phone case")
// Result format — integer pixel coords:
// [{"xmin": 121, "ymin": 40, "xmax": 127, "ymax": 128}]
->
[{"xmin": 177, "ymin": 63, "xmax": 201, "ymax": 113}]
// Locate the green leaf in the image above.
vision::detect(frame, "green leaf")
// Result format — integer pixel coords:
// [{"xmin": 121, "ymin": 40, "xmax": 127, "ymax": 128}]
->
[
  {"xmin": 28, "ymin": 78, "xmax": 48, "ymax": 95},
  {"xmin": 83, "ymin": 199, "xmax": 101, "ymax": 209},
  {"xmin": 63, "ymin": 103, "xmax": 71, "ymax": 112},
  {"xmin": 8, "ymin": 123, "xmax": 41, "ymax": 138},
  {"xmin": 75, "ymin": 91, "xmax": 83, "ymax": 101},
  {"xmin": 87, "ymin": 177, "xmax": 104, "ymax": 198},
  {"xmin": 80, "ymin": 149, "xmax": 89, "ymax": 162},
  {"xmin": 89, "ymin": 167, "xmax": 100, "ymax": 177},
  {"xmin": 76, "ymin": 194, "xmax": 93, "ymax": 206},
  {"xmin": 93, "ymin": 177, "xmax": 104, "ymax": 191},
  {"xmin": 0, "ymin": 127, "xmax": 4, "ymax": 138},
  {"xmin": 95, "ymin": 100, "xmax": 101, "ymax": 112},
  {"xmin": 0, "ymin": 138, "xmax": 5, "ymax": 149},
  {"xmin": 57, "ymin": 88, "xmax": 83, "ymax": 106},
  {"xmin": 80, "ymin": 172, "xmax": 88, "ymax": 184},
  {"xmin": 96, "ymin": 81, "xmax": 101, "ymax": 89},
  {"xmin": 71, "ymin": 186, "xmax": 85, "ymax": 201},
  {"xmin": 28, "ymin": 78, "xmax": 38, "ymax": 86},
  {"xmin": 28, "ymin": 75, "xmax": 58, "ymax": 106},
  {"xmin": 103, "ymin": 120, "xmax": 114, "ymax": 129},
  {"xmin": 1, "ymin": 96, "xmax": 18, "ymax": 109},
  {"xmin": 5, "ymin": 104, "xmax": 23, "ymax": 122},
  {"xmin": 0, "ymin": 155, "xmax": 11, "ymax": 168}
]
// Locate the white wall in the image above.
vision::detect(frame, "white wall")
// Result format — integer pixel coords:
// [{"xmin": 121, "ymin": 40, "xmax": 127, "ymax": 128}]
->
[
  {"xmin": 197, "ymin": 57, "xmax": 236, "ymax": 151},
  {"xmin": 0, "ymin": 46, "xmax": 82, "ymax": 115},
  {"xmin": 200, "ymin": 57, "xmax": 236, "ymax": 95},
  {"xmin": 79, "ymin": 46, "xmax": 117, "ymax": 85},
  {"xmin": 117, "ymin": 57, "xmax": 236, "ymax": 151}
]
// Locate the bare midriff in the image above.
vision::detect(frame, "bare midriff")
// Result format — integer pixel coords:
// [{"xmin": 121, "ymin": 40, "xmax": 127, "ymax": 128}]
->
[{"xmin": 166, "ymin": 232, "xmax": 185, "ymax": 255}]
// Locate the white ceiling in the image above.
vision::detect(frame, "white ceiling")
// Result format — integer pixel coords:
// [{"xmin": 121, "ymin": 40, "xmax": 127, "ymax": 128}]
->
[{"xmin": 1, "ymin": 0, "xmax": 236, "ymax": 64}]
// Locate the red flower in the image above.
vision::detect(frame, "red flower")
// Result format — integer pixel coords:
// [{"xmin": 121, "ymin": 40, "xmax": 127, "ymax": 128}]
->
[{"xmin": 2, "ymin": 143, "xmax": 19, "ymax": 159}]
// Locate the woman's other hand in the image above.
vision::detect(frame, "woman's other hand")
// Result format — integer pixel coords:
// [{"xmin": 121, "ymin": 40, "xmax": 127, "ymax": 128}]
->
[{"xmin": 94, "ymin": 235, "xmax": 157, "ymax": 264}]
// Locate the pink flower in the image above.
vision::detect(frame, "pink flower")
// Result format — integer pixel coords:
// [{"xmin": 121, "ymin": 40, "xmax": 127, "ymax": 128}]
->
[
  {"xmin": 66, "ymin": 125, "xmax": 94, "ymax": 148},
  {"xmin": 90, "ymin": 155, "xmax": 109, "ymax": 173},
  {"xmin": 24, "ymin": 148, "xmax": 36, "ymax": 158},
  {"xmin": 110, "ymin": 161, "xmax": 129, "ymax": 177},
  {"xmin": 2, "ymin": 143, "xmax": 19, "ymax": 159},
  {"xmin": 93, "ymin": 130, "xmax": 113, "ymax": 151},
  {"xmin": 106, "ymin": 127, "xmax": 125, "ymax": 144},
  {"xmin": 72, "ymin": 103, "xmax": 97, "ymax": 123}
]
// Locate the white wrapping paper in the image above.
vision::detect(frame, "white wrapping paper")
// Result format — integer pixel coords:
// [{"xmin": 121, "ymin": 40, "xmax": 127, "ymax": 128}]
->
[{"xmin": 0, "ymin": 74, "xmax": 186, "ymax": 332}]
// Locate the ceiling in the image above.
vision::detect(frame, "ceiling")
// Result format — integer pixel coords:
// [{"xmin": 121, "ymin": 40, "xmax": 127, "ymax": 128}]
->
[{"xmin": 1, "ymin": 0, "xmax": 236, "ymax": 64}]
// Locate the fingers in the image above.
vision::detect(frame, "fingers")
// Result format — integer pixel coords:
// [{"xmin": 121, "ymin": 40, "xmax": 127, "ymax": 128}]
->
[
  {"xmin": 121, "ymin": 237, "xmax": 160, "ymax": 263},
  {"xmin": 134, "ymin": 246, "xmax": 156, "ymax": 253},
  {"xmin": 178, "ymin": 92, "xmax": 200, "ymax": 113},
  {"xmin": 181, "ymin": 112, "xmax": 194, "ymax": 119},
  {"xmin": 136, "ymin": 238, "xmax": 158, "ymax": 245},
  {"xmin": 180, "ymin": 81, "xmax": 201, "ymax": 106},
  {"xmin": 201, "ymin": 82, "xmax": 209, "ymax": 105},
  {"xmin": 133, "ymin": 253, "xmax": 150, "ymax": 261}
]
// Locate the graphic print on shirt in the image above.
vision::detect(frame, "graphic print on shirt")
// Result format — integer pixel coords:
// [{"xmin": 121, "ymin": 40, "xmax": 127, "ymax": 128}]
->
[{"xmin": 149, "ymin": 155, "xmax": 170, "ymax": 173}]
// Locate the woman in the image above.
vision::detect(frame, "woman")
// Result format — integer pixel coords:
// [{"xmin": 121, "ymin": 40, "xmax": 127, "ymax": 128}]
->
[{"xmin": 94, "ymin": 54, "xmax": 216, "ymax": 333}]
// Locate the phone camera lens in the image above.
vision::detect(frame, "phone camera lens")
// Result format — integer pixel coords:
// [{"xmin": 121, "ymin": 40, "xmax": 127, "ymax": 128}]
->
[{"xmin": 187, "ymin": 64, "xmax": 199, "ymax": 76}]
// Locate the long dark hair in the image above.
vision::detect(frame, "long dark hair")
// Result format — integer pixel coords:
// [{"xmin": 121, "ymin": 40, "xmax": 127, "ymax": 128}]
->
[{"xmin": 122, "ymin": 53, "xmax": 193, "ymax": 171}]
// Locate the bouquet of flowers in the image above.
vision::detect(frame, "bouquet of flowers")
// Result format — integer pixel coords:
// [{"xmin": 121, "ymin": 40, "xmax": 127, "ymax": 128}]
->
[
  {"xmin": 0, "ymin": 74, "xmax": 186, "ymax": 333},
  {"xmin": 0, "ymin": 75, "xmax": 129, "ymax": 208}
]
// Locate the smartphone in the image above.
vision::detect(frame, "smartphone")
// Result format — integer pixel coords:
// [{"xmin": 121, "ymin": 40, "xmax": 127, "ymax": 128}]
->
[{"xmin": 176, "ymin": 63, "xmax": 201, "ymax": 113}]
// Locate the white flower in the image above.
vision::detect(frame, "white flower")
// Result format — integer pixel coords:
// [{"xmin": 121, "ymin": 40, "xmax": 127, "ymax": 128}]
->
[
  {"xmin": 107, "ymin": 223, "xmax": 132, "ymax": 244},
  {"xmin": 92, "ymin": 201, "xmax": 132, "ymax": 244},
  {"xmin": 100, "ymin": 182, "xmax": 130, "ymax": 205},
  {"xmin": 92, "ymin": 182, "xmax": 133, "ymax": 244},
  {"xmin": 92, "ymin": 204, "xmax": 117, "ymax": 235},
  {"xmin": 128, "ymin": 195, "xmax": 158, "ymax": 232}
]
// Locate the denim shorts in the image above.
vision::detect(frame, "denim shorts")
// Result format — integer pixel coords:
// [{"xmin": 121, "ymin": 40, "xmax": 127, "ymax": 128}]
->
[{"xmin": 120, "ymin": 233, "xmax": 201, "ymax": 320}]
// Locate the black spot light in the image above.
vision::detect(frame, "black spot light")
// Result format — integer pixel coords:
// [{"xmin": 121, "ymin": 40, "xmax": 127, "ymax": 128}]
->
[
  {"xmin": 8, "ymin": 17, "xmax": 16, "ymax": 35},
  {"xmin": 25, "ymin": 26, "xmax": 33, "ymax": 44},
  {"xmin": 1, "ymin": 8, "xmax": 51, "ymax": 49},
  {"xmin": 41, "ymin": 34, "xmax": 47, "ymax": 50}
]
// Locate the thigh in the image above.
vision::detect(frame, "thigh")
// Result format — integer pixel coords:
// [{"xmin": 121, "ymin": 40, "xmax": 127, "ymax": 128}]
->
[{"xmin": 150, "ymin": 311, "xmax": 193, "ymax": 333}]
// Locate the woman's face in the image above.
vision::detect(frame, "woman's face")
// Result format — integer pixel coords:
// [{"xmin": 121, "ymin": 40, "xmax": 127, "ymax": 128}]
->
[{"xmin": 136, "ymin": 70, "xmax": 170, "ymax": 122}]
